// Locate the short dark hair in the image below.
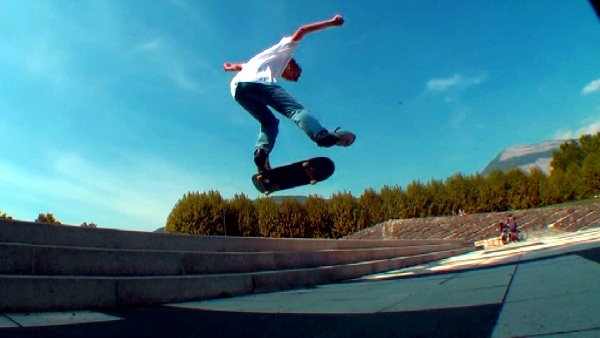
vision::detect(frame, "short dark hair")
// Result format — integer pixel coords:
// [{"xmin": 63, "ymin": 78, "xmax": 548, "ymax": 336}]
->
[
  {"xmin": 289, "ymin": 58, "xmax": 302, "ymax": 72},
  {"xmin": 288, "ymin": 58, "xmax": 302, "ymax": 81}
]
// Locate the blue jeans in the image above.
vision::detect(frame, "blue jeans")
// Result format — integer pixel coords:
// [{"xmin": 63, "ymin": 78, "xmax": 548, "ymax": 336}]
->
[{"xmin": 234, "ymin": 82, "xmax": 326, "ymax": 154}]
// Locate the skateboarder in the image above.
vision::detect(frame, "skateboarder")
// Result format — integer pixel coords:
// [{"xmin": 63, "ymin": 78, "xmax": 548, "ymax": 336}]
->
[{"xmin": 223, "ymin": 14, "xmax": 355, "ymax": 172}]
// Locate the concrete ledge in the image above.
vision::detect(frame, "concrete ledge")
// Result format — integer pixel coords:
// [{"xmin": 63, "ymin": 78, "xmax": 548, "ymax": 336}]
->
[
  {"xmin": 0, "ymin": 219, "xmax": 470, "ymax": 252},
  {"xmin": 0, "ymin": 247, "xmax": 476, "ymax": 312},
  {"xmin": 0, "ymin": 242, "xmax": 470, "ymax": 276},
  {"xmin": 253, "ymin": 247, "xmax": 476, "ymax": 293},
  {"xmin": 0, "ymin": 243, "xmax": 33, "ymax": 274},
  {"xmin": 115, "ymin": 274, "xmax": 254, "ymax": 307},
  {"xmin": 0, "ymin": 276, "xmax": 118, "ymax": 311}
]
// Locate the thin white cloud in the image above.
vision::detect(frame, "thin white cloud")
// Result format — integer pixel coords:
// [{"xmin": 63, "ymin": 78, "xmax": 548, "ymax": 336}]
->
[
  {"xmin": 134, "ymin": 39, "xmax": 163, "ymax": 52},
  {"xmin": 452, "ymin": 110, "xmax": 468, "ymax": 127},
  {"xmin": 0, "ymin": 151, "xmax": 237, "ymax": 231},
  {"xmin": 426, "ymin": 73, "xmax": 487, "ymax": 92},
  {"xmin": 554, "ymin": 113, "xmax": 600, "ymax": 139},
  {"xmin": 427, "ymin": 74, "xmax": 462, "ymax": 91},
  {"xmin": 23, "ymin": 31, "xmax": 72, "ymax": 87},
  {"xmin": 131, "ymin": 36, "xmax": 203, "ymax": 92},
  {"xmin": 582, "ymin": 79, "xmax": 600, "ymax": 95},
  {"xmin": 168, "ymin": 62, "xmax": 200, "ymax": 92}
]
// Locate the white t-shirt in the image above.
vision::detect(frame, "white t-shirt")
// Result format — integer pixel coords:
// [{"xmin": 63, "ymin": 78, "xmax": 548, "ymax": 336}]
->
[{"xmin": 230, "ymin": 36, "xmax": 299, "ymax": 97}]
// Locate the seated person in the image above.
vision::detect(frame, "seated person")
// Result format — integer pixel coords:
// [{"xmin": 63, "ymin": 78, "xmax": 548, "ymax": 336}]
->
[
  {"xmin": 498, "ymin": 221, "xmax": 508, "ymax": 234},
  {"xmin": 506, "ymin": 214, "xmax": 519, "ymax": 241}
]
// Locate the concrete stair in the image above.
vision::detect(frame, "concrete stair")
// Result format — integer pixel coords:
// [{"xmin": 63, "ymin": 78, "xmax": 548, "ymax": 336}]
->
[{"xmin": 0, "ymin": 219, "xmax": 479, "ymax": 312}]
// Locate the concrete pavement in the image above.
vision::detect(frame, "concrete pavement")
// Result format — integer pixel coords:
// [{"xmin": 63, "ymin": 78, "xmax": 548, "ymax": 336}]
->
[{"xmin": 1, "ymin": 227, "xmax": 599, "ymax": 337}]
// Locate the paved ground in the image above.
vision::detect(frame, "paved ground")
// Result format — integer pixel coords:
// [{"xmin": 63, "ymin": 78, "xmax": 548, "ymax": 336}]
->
[{"xmin": 1, "ymin": 228, "xmax": 599, "ymax": 337}]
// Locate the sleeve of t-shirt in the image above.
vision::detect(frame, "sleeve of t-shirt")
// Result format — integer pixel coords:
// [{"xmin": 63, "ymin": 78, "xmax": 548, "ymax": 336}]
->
[{"xmin": 252, "ymin": 36, "xmax": 295, "ymax": 59}]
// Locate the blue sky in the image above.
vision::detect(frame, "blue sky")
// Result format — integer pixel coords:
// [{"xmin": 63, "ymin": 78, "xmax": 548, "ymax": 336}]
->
[{"xmin": 1, "ymin": 1, "xmax": 599, "ymax": 231}]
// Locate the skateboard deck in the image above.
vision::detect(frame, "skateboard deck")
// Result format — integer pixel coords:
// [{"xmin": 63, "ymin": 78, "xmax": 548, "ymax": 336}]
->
[{"xmin": 252, "ymin": 157, "xmax": 335, "ymax": 195}]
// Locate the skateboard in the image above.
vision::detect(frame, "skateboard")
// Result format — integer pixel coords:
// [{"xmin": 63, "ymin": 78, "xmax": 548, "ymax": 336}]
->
[{"xmin": 252, "ymin": 157, "xmax": 335, "ymax": 195}]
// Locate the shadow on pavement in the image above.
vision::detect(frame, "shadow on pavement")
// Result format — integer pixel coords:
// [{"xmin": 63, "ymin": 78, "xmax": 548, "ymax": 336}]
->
[{"xmin": 1, "ymin": 303, "xmax": 501, "ymax": 338}]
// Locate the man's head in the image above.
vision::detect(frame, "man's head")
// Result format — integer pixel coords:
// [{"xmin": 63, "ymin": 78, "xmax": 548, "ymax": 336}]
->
[{"xmin": 282, "ymin": 58, "xmax": 302, "ymax": 82}]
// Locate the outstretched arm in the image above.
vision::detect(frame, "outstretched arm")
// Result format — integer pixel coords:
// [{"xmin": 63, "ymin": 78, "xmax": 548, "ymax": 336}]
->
[
  {"xmin": 223, "ymin": 62, "xmax": 244, "ymax": 72},
  {"xmin": 291, "ymin": 14, "xmax": 344, "ymax": 42}
]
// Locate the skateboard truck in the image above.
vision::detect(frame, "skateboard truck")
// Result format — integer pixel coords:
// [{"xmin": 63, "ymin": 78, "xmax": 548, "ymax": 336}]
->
[
  {"xmin": 255, "ymin": 174, "xmax": 272, "ymax": 195},
  {"xmin": 302, "ymin": 161, "xmax": 317, "ymax": 185}
]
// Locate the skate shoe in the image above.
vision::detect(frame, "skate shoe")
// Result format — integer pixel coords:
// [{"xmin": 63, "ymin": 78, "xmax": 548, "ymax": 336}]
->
[
  {"xmin": 254, "ymin": 148, "xmax": 272, "ymax": 172},
  {"xmin": 315, "ymin": 128, "xmax": 356, "ymax": 147}
]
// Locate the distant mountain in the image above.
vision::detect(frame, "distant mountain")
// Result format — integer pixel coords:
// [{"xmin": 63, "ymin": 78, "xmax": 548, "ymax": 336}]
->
[
  {"xmin": 267, "ymin": 195, "xmax": 308, "ymax": 203},
  {"xmin": 481, "ymin": 139, "xmax": 568, "ymax": 176}
]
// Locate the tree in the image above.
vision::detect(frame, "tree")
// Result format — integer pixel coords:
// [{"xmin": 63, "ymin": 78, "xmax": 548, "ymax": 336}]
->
[
  {"xmin": 357, "ymin": 188, "xmax": 385, "ymax": 230},
  {"xmin": 483, "ymin": 170, "xmax": 509, "ymax": 212},
  {"xmin": 546, "ymin": 133, "xmax": 600, "ymax": 202},
  {"xmin": 505, "ymin": 168, "xmax": 529, "ymax": 210},
  {"xmin": 425, "ymin": 179, "xmax": 450, "ymax": 216},
  {"xmin": 579, "ymin": 132, "xmax": 600, "ymax": 159},
  {"xmin": 524, "ymin": 167, "xmax": 547, "ymax": 208},
  {"xmin": 543, "ymin": 169, "xmax": 566, "ymax": 205},
  {"xmin": 445, "ymin": 173, "xmax": 475, "ymax": 214},
  {"xmin": 165, "ymin": 190, "xmax": 225, "ymax": 235},
  {"xmin": 254, "ymin": 197, "xmax": 281, "ymax": 237},
  {"xmin": 36, "ymin": 213, "xmax": 61, "ymax": 225},
  {"xmin": 564, "ymin": 164, "xmax": 584, "ymax": 200},
  {"xmin": 304, "ymin": 194, "xmax": 332, "ymax": 238},
  {"xmin": 551, "ymin": 139, "xmax": 583, "ymax": 173},
  {"xmin": 225, "ymin": 193, "xmax": 258, "ymax": 237},
  {"xmin": 379, "ymin": 185, "xmax": 408, "ymax": 219},
  {"xmin": 405, "ymin": 180, "xmax": 431, "ymax": 218},
  {"xmin": 581, "ymin": 152, "xmax": 600, "ymax": 198},
  {"xmin": 329, "ymin": 191, "xmax": 359, "ymax": 238},
  {"xmin": 0, "ymin": 210, "xmax": 13, "ymax": 220},
  {"xmin": 278, "ymin": 197, "xmax": 308, "ymax": 238}
]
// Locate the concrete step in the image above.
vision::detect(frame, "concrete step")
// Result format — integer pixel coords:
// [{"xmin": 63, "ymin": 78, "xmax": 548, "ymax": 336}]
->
[
  {"xmin": 0, "ymin": 241, "xmax": 469, "ymax": 276},
  {"xmin": 0, "ymin": 219, "xmax": 470, "ymax": 252},
  {"xmin": 0, "ymin": 218, "xmax": 479, "ymax": 312},
  {"xmin": 0, "ymin": 247, "xmax": 475, "ymax": 312}
]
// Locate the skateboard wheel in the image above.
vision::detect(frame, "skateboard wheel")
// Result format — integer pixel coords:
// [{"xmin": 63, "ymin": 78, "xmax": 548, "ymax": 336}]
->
[
  {"xmin": 310, "ymin": 179, "xmax": 317, "ymax": 185},
  {"xmin": 302, "ymin": 162, "xmax": 310, "ymax": 168},
  {"xmin": 257, "ymin": 174, "xmax": 270, "ymax": 184}
]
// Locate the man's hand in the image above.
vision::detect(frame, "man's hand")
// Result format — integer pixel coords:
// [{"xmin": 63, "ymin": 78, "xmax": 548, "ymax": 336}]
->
[
  {"xmin": 223, "ymin": 62, "xmax": 243, "ymax": 72},
  {"xmin": 331, "ymin": 14, "xmax": 344, "ymax": 26}
]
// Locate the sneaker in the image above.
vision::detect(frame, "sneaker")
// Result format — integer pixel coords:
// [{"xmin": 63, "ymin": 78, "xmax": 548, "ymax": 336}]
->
[
  {"xmin": 254, "ymin": 148, "xmax": 271, "ymax": 172},
  {"xmin": 315, "ymin": 128, "xmax": 356, "ymax": 147}
]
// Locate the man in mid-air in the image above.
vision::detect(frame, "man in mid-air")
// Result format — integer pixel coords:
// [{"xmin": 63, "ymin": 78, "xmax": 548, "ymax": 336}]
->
[{"xmin": 223, "ymin": 14, "xmax": 356, "ymax": 172}]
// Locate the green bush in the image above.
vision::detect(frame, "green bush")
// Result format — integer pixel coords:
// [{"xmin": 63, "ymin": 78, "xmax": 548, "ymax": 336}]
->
[
  {"xmin": 36, "ymin": 213, "xmax": 61, "ymax": 224},
  {"xmin": 379, "ymin": 185, "xmax": 408, "ymax": 220},
  {"xmin": 582, "ymin": 152, "xmax": 600, "ymax": 197},
  {"xmin": 357, "ymin": 188, "xmax": 385, "ymax": 230},
  {"xmin": 304, "ymin": 194, "xmax": 332, "ymax": 238},
  {"xmin": 329, "ymin": 191, "xmax": 359, "ymax": 238},
  {"xmin": 278, "ymin": 197, "xmax": 308, "ymax": 238},
  {"xmin": 254, "ymin": 197, "xmax": 281, "ymax": 237},
  {"xmin": 225, "ymin": 193, "xmax": 258, "ymax": 237},
  {"xmin": 0, "ymin": 210, "xmax": 13, "ymax": 220},
  {"xmin": 165, "ymin": 190, "xmax": 225, "ymax": 235}
]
